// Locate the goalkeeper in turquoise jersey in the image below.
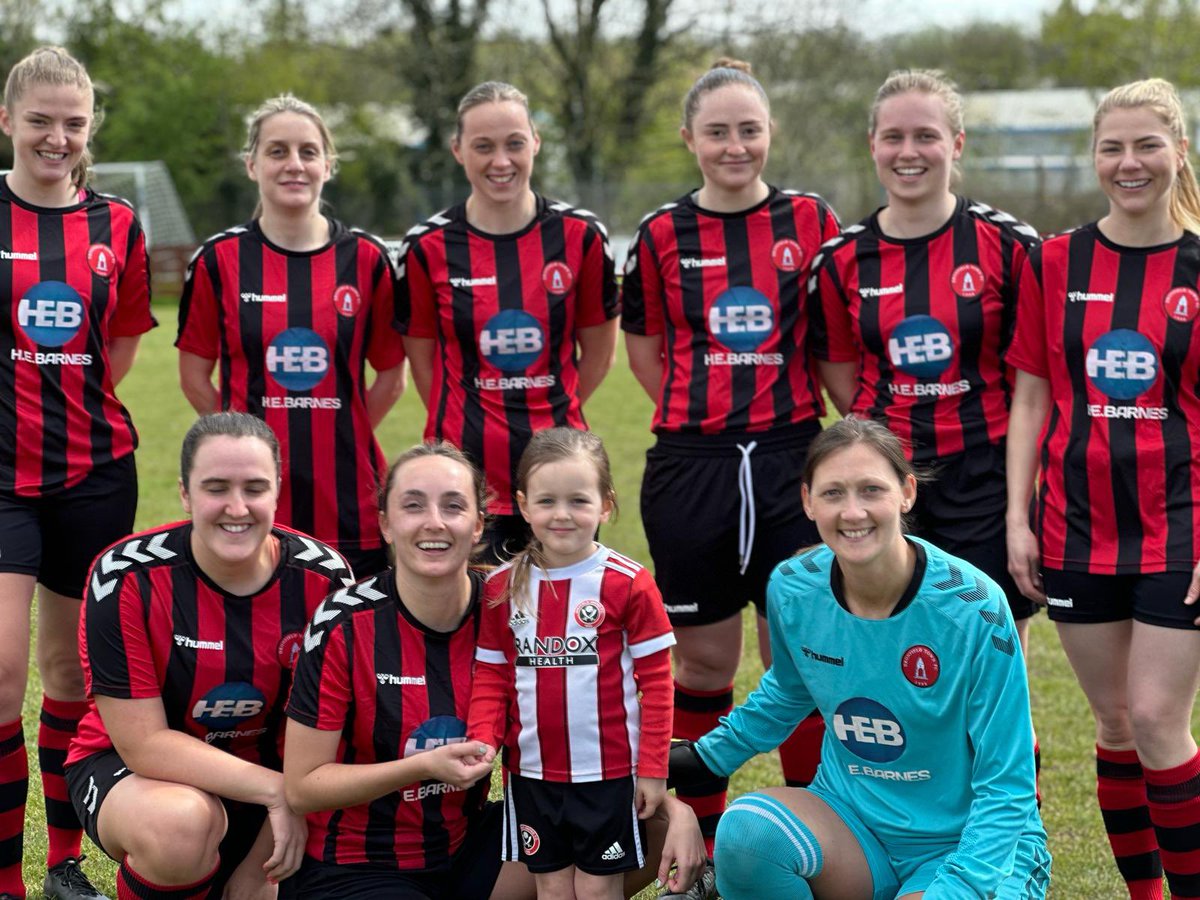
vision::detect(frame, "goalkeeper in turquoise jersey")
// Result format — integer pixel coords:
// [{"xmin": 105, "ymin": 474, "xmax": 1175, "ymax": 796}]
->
[{"xmin": 671, "ymin": 416, "xmax": 1049, "ymax": 899}]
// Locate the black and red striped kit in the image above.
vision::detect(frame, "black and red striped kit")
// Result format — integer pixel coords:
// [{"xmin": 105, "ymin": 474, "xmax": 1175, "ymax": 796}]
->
[
  {"xmin": 620, "ymin": 187, "xmax": 839, "ymax": 434},
  {"xmin": 394, "ymin": 197, "xmax": 618, "ymax": 515},
  {"xmin": 66, "ymin": 521, "xmax": 352, "ymax": 769},
  {"xmin": 811, "ymin": 197, "xmax": 1039, "ymax": 461},
  {"xmin": 286, "ymin": 569, "xmax": 488, "ymax": 869},
  {"xmin": 1009, "ymin": 223, "xmax": 1200, "ymax": 575},
  {"xmin": 0, "ymin": 177, "xmax": 153, "ymax": 496},
  {"xmin": 176, "ymin": 219, "xmax": 402, "ymax": 554}
]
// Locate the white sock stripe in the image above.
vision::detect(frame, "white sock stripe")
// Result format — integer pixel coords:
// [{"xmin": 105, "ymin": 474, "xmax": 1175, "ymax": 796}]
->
[
  {"xmin": 738, "ymin": 795, "xmax": 822, "ymax": 866},
  {"xmin": 629, "ymin": 778, "xmax": 646, "ymax": 867},
  {"xmin": 726, "ymin": 797, "xmax": 823, "ymax": 876}
]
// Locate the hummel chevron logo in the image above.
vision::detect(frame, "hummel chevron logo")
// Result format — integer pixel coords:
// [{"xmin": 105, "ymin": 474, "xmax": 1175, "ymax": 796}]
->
[
  {"xmin": 90, "ymin": 533, "xmax": 178, "ymax": 600},
  {"xmin": 933, "ymin": 564, "xmax": 965, "ymax": 591},
  {"xmin": 992, "ymin": 634, "xmax": 1016, "ymax": 656},
  {"xmin": 798, "ymin": 550, "xmax": 822, "ymax": 573},
  {"xmin": 311, "ymin": 599, "xmax": 339, "ymax": 626},
  {"xmin": 295, "ymin": 537, "xmax": 348, "ymax": 574},
  {"xmin": 303, "ymin": 624, "xmax": 324, "ymax": 653},
  {"xmin": 957, "ymin": 576, "xmax": 990, "ymax": 603}
]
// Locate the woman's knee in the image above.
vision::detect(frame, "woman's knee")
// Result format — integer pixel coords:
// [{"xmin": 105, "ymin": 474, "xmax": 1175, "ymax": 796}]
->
[
  {"xmin": 108, "ymin": 787, "xmax": 225, "ymax": 879},
  {"xmin": 714, "ymin": 793, "xmax": 822, "ymax": 898}
]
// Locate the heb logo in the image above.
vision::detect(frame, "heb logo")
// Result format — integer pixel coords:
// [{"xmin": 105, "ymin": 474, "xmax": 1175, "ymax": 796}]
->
[
  {"xmin": 707, "ymin": 286, "xmax": 774, "ymax": 352},
  {"xmin": 887, "ymin": 315, "xmax": 954, "ymax": 378},
  {"xmin": 266, "ymin": 328, "xmax": 330, "ymax": 392},
  {"xmin": 1085, "ymin": 330, "xmax": 1159, "ymax": 400},
  {"xmin": 403, "ymin": 715, "xmax": 466, "ymax": 758},
  {"xmin": 832, "ymin": 697, "xmax": 906, "ymax": 763},
  {"xmin": 87, "ymin": 244, "xmax": 116, "ymax": 279},
  {"xmin": 771, "ymin": 239, "xmax": 804, "ymax": 272},
  {"xmin": 543, "ymin": 261, "xmax": 574, "ymax": 294},
  {"xmin": 951, "ymin": 263, "xmax": 985, "ymax": 298},
  {"xmin": 333, "ymin": 285, "xmax": 362, "ymax": 317},
  {"xmin": 18, "ymin": 281, "xmax": 85, "ymax": 347},
  {"xmin": 192, "ymin": 682, "xmax": 266, "ymax": 726},
  {"xmin": 1164, "ymin": 287, "xmax": 1200, "ymax": 324},
  {"xmin": 479, "ymin": 309, "xmax": 544, "ymax": 371}
]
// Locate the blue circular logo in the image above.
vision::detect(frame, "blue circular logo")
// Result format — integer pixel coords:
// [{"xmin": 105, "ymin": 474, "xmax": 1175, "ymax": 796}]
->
[
  {"xmin": 1086, "ymin": 329, "xmax": 1159, "ymax": 400},
  {"xmin": 18, "ymin": 281, "xmax": 85, "ymax": 347},
  {"xmin": 191, "ymin": 682, "xmax": 266, "ymax": 727},
  {"xmin": 403, "ymin": 715, "xmax": 467, "ymax": 758},
  {"xmin": 479, "ymin": 310, "xmax": 544, "ymax": 371},
  {"xmin": 266, "ymin": 328, "xmax": 330, "ymax": 391},
  {"xmin": 832, "ymin": 698, "xmax": 906, "ymax": 763},
  {"xmin": 707, "ymin": 287, "xmax": 774, "ymax": 352},
  {"xmin": 887, "ymin": 315, "xmax": 955, "ymax": 378}
]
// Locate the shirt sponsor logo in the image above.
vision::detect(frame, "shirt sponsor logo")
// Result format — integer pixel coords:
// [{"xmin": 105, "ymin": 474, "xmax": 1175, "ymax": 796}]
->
[
  {"xmin": 706, "ymin": 286, "xmax": 780, "ymax": 365},
  {"xmin": 846, "ymin": 764, "xmax": 931, "ymax": 782},
  {"xmin": 901, "ymin": 645, "xmax": 940, "ymax": 688},
  {"xmin": 174, "ymin": 634, "xmax": 223, "ymax": 651},
  {"xmin": 204, "ymin": 727, "xmax": 268, "ymax": 745},
  {"xmin": 0, "ymin": 249, "xmax": 37, "ymax": 261},
  {"xmin": 1046, "ymin": 595, "xmax": 1074, "ymax": 608},
  {"xmin": 401, "ymin": 781, "xmax": 463, "ymax": 801},
  {"xmin": 832, "ymin": 697, "xmax": 906, "ymax": 763},
  {"xmin": 266, "ymin": 327, "xmax": 330, "ymax": 392},
  {"xmin": 950, "ymin": 263, "xmax": 985, "ymax": 298},
  {"xmin": 10, "ymin": 349, "xmax": 92, "ymax": 366},
  {"xmin": 771, "ymin": 239, "xmax": 804, "ymax": 272},
  {"xmin": 887, "ymin": 315, "xmax": 955, "ymax": 379},
  {"xmin": 542, "ymin": 261, "xmax": 574, "ymax": 294},
  {"xmin": 800, "ymin": 646, "xmax": 844, "ymax": 666},
  {"xmin": 376, "ymin": 672, "xmax": 428, "ymax": 686},
  {"xmin": 858, "ymin": 283, "xmax": 903, "ymax": 299},
  {"xmin": 1085, "ymin": 330, "xmax": 1166, "ymax": 419},
  {"xmin": 679, "ymin": 256, "xmax": 726, "ymax": 269},
  {"xmin": 87, "ymin": 244, "xmax": 116, "ymax": 278},
  {"xmin": 240, "ymin": 292, "xmax": 287, "ymax": 303},
  {"xmin": 1068, "ymin": 290, "xmax": 1114, "ymax": 303},
  {"xmin": 479, "ymin": 309, "xmax": 544, "ymax": 372},
  {"xmin": 1164, "ymin": 287, "xmax": 1200, "ymax": 323},
  {"xmin": 402, "ymin": 715, "xmax": 467, "ymax": 758},
  {"xmin": 192, "ymin": 682, "xmax": 266, "ymax": 726},
  {"xmin": 18, "ymin": 281, "xmax": 85, "ymax": 347},
  {"xmin": 514, "ymin": 634, "xmax": 599, "ymax": 667},
  {"xmin": 888, "ymin": 380, "xmax": 970, "ymax": 398},
  {"xmin": 260, "ymin": 395, "xmax": 342, "ymax": 409},
  {"xmin": 450, "ymin": 275, "xmax": 497, "ymax": 289},
  {"xmin": 333, "ymin": 285, "xmax": 362, "ymax": 317}
]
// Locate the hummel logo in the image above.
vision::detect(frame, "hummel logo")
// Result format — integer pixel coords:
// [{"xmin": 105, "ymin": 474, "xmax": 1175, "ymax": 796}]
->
[
  {"xmin": 375, "ymin": 673, "xmax": 427, "ymax": 686},
  {"xmin": 601, "ymin": 841, "xmax": 625, "ymax": 861}
]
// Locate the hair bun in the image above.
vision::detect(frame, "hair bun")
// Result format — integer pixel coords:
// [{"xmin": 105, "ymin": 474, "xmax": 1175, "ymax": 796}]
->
[{"xmin": 712, "ymin": 57, "xmax": 752, "ymax": 75}]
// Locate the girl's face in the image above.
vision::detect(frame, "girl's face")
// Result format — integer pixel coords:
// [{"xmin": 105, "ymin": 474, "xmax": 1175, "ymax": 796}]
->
[
  {"xmin": 870, "ymin": 90, "xmax": 963, "ymax": 207},
  {"xmin": 517, "ymin": 456, "xmax": 613, "ymax": 568},
  {"xmin": 0, "ymin": 82, "xmax": 92, "ymax": 197},
  {"xmin": 682, "ymin": 85, "xmax": 770, "ymax": 198},
  {"xmin": 380, "ymin": 455, "xmax": 484, "ymax": 580},
  {"xmin": 246, "ymin": 111, "xmax": 332, "ymax": 215},
  {"xmin": 801, "ymin": 442, "xmax": 916, "ymax": 570},
  {"xmin": 180, "ymin": 435, "xmax": 280, "ymax": 571},
  {"xmin": 452, "ymin": 101, "xmax": 539, "ymax": 210},
  {"xmin": 1093, "ymin": 105, "xmax": 1184, "ymax": 225}
]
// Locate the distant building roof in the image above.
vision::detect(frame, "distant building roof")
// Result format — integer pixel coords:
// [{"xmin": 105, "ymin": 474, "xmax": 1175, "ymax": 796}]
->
[{"xmin": 965, "ymin": 87, "xmax": 1200, "ymax": 138}]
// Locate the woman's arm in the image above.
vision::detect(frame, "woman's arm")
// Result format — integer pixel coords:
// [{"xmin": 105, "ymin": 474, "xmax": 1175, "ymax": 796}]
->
[
  {"xmin": 282, "ymin": 719, "xmax": 492, "ymax": 815},
  {"xmin": 1005, "ymin": 369, "xmax": 1050, "ymax": 604},
  {"xmin": 178, "ymin": 351, "xmax": 220, "ymax": 415},
  {"xmin": 401, "ymin": 336, "xmax": 434, "ymax": 408},
  {"xmin": 576, "ymin": 318, "xmax": 620, "ymax": 404},
  {"xmin": 109, "ymin": 335, "xmax": 142, "ymax": 386},
  {"xmin": 625, "ymin": 332, "xmax": 664, "ymax": 402},
  {"xmin": 365, "ymin": 363, "xmax": 405, "ymax": 428},
  {"xmin": 817, "ymin": 360, "xmax": 856, "ymax": 416}
]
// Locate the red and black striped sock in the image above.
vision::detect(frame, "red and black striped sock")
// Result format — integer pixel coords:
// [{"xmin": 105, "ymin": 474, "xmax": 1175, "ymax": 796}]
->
[
  {"xmin": 673, "ymin": 682, "xmax": 732, "ymax": 858},
  {"xmin": 1144, "ymin": 748, "xmax": 1200, "ymax": 900},
  {"xmin": 0, "ymin": 718, "xmax": 27, "ymax": 899},
  {"xmin": 1097, "ymin": 746, "xmax": 1163, "ymax": 900},
  {"xmin": 39, "ymin": 695, "xmax": 87, "ymax": 867},
  {"xmin": 117, "ymin": 857, "xmax": 217, "ymax": 900},
  {"xmin": 778, "ymin": 710, "xmax": 824, "ymax": 787}
]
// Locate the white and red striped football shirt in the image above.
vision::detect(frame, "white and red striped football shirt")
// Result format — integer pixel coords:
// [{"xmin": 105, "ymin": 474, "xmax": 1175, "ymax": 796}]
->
[{"xmin": 469, "ymin": 544, "xmax": 675, "ymax": 782}]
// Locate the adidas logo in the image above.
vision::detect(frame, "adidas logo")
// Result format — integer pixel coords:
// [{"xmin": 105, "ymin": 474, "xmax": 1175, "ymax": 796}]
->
[{"xmin": 601, "ymin": 841, "xmax": 625, "ymax": 861}]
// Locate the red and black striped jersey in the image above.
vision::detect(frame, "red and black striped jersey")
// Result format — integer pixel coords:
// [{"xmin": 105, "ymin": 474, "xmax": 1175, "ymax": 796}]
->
[
  {"xmin": 176, "ymin": 218, "xmax": 402, "ymax": 553},
  {"xmin": 620, "ymin": 187, "xmax": 839, "ymax": 434},
  {"xmin": 0, "ymin": 176, "xmax": 154, "ymax": 496},
  {"xmin": 811, "ymin": 197, "xmax": 1039, "ymax": 461},
  {"xmin": 1009, "ymin": 223, "xmax": 1200, "ymax": 575},
  {"xmin": 469, "ymin": 545, "xmax": 674, "ymax": 783},
  {"xmin": 394, "ymin": 196, "xmax": 618, "ymax": 515},
  {"xmin": 286, "ymin": 569, "xmax": 488, "ymax": 869},
  {"xmin": 68, "ymin": 521, "xmax": 352, "ymax": 769}
]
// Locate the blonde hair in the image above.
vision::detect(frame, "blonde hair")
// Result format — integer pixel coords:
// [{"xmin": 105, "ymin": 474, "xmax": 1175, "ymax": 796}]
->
[
  {"xmin": 1093, "ymin": 78, "xmax": 1200, "ymax": 235},
  {"xmin": 869, "ymin": 69, "xmax": 964, "ymax": 136},
  {"xmin": 501, "ymin": 428, "xmax": 618, "ymax": 613},
  {"xmin": 682, "ymin": 57, "xmax": 769, "ymax": 131},
  {"xmin": 454, "ymin": 81, "xmax": 535, "ymax": 142},
  {"xmin": 242, "ymin": 94, "xmax": 337, "ymax": 218},
  {"xmin": 4, "ymin": 46, "xmax": 98, "ymax": 191}
]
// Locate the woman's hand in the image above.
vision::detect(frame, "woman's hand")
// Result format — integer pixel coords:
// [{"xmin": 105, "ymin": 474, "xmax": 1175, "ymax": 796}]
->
[
  {"xmin": 655, "ymin": 796, "xmax": 707, "ymax": 894},
  {"xmin": 1184, "ymin": 558, "xmax": 1200, "ymax": 625},
  {"xmin": 636, "ymin": 776, "xmax": 667, "ymax": 820},
  {"xmin": 1007, "ymin": 520, "xmax": 1045, "ymax": 605},
  {"xmin": 422, "ymin": 742, "xmax": 494, "ymax": 789},
  {"xmin": 262, "ymin": 785, "xmax": 307, "ymax": 884}
]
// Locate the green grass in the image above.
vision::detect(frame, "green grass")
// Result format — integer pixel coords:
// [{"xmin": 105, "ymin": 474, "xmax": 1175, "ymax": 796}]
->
[{"xmin": 16, "ymin": 303, "xmax": 1160, "ymax": 897}]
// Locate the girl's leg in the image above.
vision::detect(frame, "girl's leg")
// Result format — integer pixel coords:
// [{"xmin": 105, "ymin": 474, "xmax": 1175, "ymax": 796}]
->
[
  {"xmin": 532, "ymin": 866, "xmax": 576, "ymax": 900},
  {"xmin": 573, "ymin": 870, "xmax": 623, "ymax": 900}
]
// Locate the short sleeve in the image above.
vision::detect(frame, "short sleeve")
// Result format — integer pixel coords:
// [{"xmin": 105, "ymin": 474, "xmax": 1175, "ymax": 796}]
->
[
  {"xmin": 175, "ymin": 247, "xmax": 220, "ymax": 359},
  {"xmin": 574, "ymin": 219, "xmax": 619, "ymax": 329},
  {"xmin": 109, "ymin": 215, "xmax": 155, "ymax": 338},
  {"xmin": 809, "ymin": 241, "xmax": 859, "ymax": 363},
  {"xmin": 1006, "ymin": 249, "xmax": 1048, "ymax": 377},
  {"xmin": 84, "ymin": 571, "xmax": 161, "ymax": 700},
  {"xmin": 619, "ymin": 224, "xmax": 664, "ymax": 337},
  {"xmin": 394, "ymin": 238, "xmax": 438, "ymax": 339},
  {"xmin": 363, "ymin": 238, "xmax": 405, "ymax": 371},
  {"xmin": 286, "ymin": 607, "xmax": 352, "ymax": 731}
]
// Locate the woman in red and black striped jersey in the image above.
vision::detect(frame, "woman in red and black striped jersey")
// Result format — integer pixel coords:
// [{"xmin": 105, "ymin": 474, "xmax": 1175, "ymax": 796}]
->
[
  {"xmin": 1008, "ymin": 79, "xmax": 1200, "ymax": 900},
  {"xmin": 284, "ymin": 442, "xmax": 707, "ymax": 899},
  {"xmin": 64, "ymin": 413, "xmax": 353, "ymax": 900},
  {"xmin": 0, "ymin": 47, "xmax": 155, "ymax": 900},
  {"xmin": 621, "ymin": 58, "xmax": 839, "ymax": 857},
  {"xmin": 395, "ymin": 81, "xmax": 619, "ymax": 563},
  {"xmin": 812, "ymin": 71, "xmax": 1040, "ymax": 643},
  {"xmin": 177, "ymin": 94, "xmax": 404, "ymax": 579}
]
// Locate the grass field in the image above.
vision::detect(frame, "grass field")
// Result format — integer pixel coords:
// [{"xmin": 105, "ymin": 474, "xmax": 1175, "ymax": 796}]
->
[{"xmin": 15, "ymin": 303, "xmax": 1164, "ymax": 897}]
